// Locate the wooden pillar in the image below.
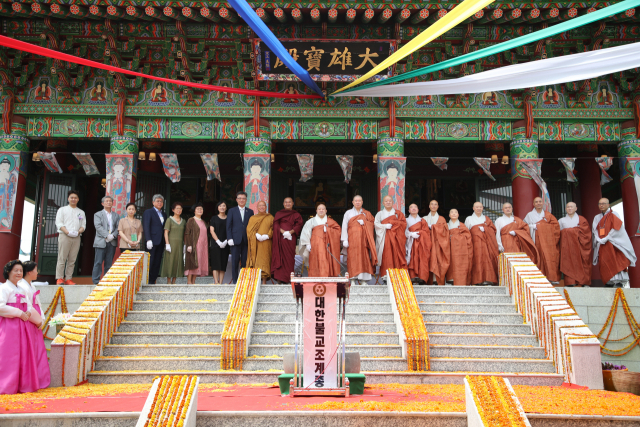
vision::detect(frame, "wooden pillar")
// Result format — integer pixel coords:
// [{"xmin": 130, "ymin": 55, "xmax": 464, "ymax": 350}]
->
[{"xmin": 510, "ymin": 120, "xmax": 539, "ymax": 219}]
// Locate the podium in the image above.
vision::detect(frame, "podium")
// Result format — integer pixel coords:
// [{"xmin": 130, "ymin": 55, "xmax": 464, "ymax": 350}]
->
[{"xmin": 288, "ymin": 273, "xmax": 351, "ymax": 397}]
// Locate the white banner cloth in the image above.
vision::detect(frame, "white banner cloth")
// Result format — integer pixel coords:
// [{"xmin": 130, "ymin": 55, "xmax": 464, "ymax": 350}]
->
[{"xmin": 303, "ymin": 282, "xmax": 337, "ymax": 388}]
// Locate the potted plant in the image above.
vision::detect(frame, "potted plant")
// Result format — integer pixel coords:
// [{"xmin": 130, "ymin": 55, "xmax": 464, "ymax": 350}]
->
[
  {"xmin": 48, "ymin": 312, "xmax": 71, "ymax": 335},
  {"xmin": 602, "ymin": 362, "xmax": 640, "ymax": 396}
]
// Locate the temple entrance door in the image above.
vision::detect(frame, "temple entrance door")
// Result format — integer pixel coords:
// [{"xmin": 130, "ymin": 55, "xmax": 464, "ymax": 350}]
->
[{"xmin": 35, "ymin": 172, "xmax": 78, "ymax": 276}]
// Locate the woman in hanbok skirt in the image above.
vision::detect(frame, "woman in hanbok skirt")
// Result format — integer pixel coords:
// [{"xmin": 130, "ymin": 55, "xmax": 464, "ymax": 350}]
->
[{"xmin": 0, "ymin": 260, "xmax": 49, "ymax": 394}]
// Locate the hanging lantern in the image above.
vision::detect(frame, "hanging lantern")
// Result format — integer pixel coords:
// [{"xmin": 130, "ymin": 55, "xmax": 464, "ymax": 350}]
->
[
  {"xmin": 491, "ymin": 154, "xmax": 498, "ymax": 164},
  {"xmin": 501, "ymin": 155, "xmax": 509, "ymax": 165},
  {"xmin": 373, "ymin": 154, "xmax": 378, "ymax": 163},
  {"xmin": 138, "ymin": 151, "xmax": 146, "ymax": 161},
  {"xmin": 32, "ymin": 152, "xmax": 41, "ymax": 162},
  {"xmin": 271, "ymin": 153, "xmax": 275, "ymax": 162},
  {"xmin": 101, "ymin": 178, "xmax": 106, "ymax": 188},
  {"xmin": 149, "ymin": 152, "xmax": 157, "ymax": 161}
]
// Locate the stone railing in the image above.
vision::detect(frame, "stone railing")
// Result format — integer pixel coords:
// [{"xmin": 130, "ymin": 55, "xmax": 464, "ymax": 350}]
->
[
  {"xmin": 49, "ymin": 251, "xmax": 149, "ymax": 387},
  {"xmin": 498, "ymin": 253, "xmax": 603, "ymax": 389}
]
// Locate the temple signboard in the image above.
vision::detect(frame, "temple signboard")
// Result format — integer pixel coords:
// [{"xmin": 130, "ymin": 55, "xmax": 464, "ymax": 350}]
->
[{"xmin": 254, "ymin": 39, "xmax": 395, "ymax": 82}]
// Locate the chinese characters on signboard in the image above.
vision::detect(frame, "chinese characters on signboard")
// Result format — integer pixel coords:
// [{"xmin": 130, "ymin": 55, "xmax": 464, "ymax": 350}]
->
[{"xmin": 256, "ymin": 40, "xmax": 394, "ymax": 82}]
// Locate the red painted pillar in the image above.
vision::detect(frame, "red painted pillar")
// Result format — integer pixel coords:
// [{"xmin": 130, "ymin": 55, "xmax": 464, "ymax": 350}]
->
[
  {"xmin": 0, "ymin": 116, "xmax": 29, "ymax": 262},
  {"xmin": 576, "ymin": 144, "xmax": 603, "ymax": 285},
  {"xmin": 510, "ymin": 120, "xmax": 539, "ymax": 219},
  {"xmin": 618, "ymin": 121, "xmax": 640, "ymax": 288}
]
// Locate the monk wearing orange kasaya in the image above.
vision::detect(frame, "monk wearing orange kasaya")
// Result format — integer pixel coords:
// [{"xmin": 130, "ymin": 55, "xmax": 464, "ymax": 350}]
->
[
  {"xmin": 524, "ymin": 197, "xmax": 561, "ymax": 284},
  {"xmin": 495, "ymin": 202, "xmax": 539, "ymax": 264},
  {"xmin": 299, "ymin": 204, "xmax": 342, "ymax": 277},
  {"xmin": 464, "ymin": 202, "xmax": 500, "ymax": 286},
  {"xmin": 446, "ymin": 209, "xmax": 473, "ymax": 286},
  {"xmin": 405, "ymin": 203, "xmax": 431, "ymax": 284},
  {"xmin": 558, "ymin": 202, "xmax": 592, "ymax": 287},
  {"xmin": 374, "ymin": 196, "xmax": 407, "ymax": 282},
  {"xmin": 425, "ymin": 200, "xmax": 450, "ymax": 286},
  {"xmin": 341, "ymin": 195, "xmax": 378, "ymax": 286}
]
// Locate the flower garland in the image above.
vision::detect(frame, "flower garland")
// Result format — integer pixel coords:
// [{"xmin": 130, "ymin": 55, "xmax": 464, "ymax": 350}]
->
[
  {"xmin": 221, "ymin": 268, "xmax": 260, "ymax": 370},
  {"xmin": 41, "ymin": 286, "xmax": 69, "ymax": 339},
  {"xmin": 388, "ymin": 269, "xmax": 430, "ymax": 371},
  {"xmin": 142, "ymin": 375, "xmax": 198, "ymax": 427},
  {"xmin": 596, "ymin": 288, "xmax": 640, "ymax": 356},
  {"xmin": 466, "ymin": 375, "xmax": 529, "ymax": 427}
]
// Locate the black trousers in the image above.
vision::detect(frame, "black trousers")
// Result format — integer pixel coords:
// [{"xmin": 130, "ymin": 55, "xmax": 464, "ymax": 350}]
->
[
  {"xmin": 147, "ymin": 244, "xmax": 164, "ymax": 284},
  {"xmin": 230, "ymin": 242, "xmax": 248, "ymax": 283}
]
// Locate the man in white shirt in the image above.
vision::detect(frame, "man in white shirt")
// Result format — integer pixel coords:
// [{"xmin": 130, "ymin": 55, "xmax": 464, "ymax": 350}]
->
[
  {"xmin": 92, "ymin": 196, "xmax": 120, "ymax": 284},
  {"xmin": 55, "ymin": 189, "xmax": 86, "ymax": 285}
]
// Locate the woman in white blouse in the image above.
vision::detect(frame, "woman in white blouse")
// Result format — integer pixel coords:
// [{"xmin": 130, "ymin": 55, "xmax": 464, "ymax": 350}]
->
[{"xmin": 0, "ymin": 260, "xmax": 50, "ymax": 394}]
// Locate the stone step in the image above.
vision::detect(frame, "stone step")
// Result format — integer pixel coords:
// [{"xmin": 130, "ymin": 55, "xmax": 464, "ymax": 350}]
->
[
  {"xmin": 252, "ymin": 321, "xmax": 398, "ymax": 334},
  {"xmin": 118, "ymin": 321, "xmax": 224, "ymax": 333},
  {"xmin": 143, "ymin": 285, "xmax": 236, "ymax": 293},
  {"xmin": 430, "ymin": 357, "xmax": 556, "ymax": 373},
  {"xmin": 93, "ymin": 357, "xmax": 407, "ymax": 372},
  {"xmin": 110, "ymin": 332, "xmax": 221, "ymax": 345},
  {"xmin": 253, "ymin": 312, "xmax": 395, "ymax": 323},
  {"xmin": 422, "ymin": 312, "xmax": 523, "ymax": 324},
  {"xmin": 426, "ymin": 322, "xmax": 532, "ymax": 335},
  {"xmin": 418, "ymin": 303, "xmax": 516, "ymax": 314},
  {"xmin": 126, "ymin": 311, "xmax": 228, "ymax": 322},
  {"xmin": 169, "ymin": 277, "xmax": 230, "ymax": 285},
  {"xmin": 428, "ymin": 333, "xmax": 540, "ymax": 347},
  {"xmin": 413, "ymin": 286, "xmax": 507, "ymax": 295},
  {"xmin": 258, "ymin": 292, "xmax": 391, "ymax": 303},
  {"xmin": 257, "ymin": 302, "xmax": 392, "ymax": 313},
  {"xmin": 248, "ymin": 344, "xmax": 403, "ymax": 358},
  {"xmin": 416, "ymin": 294, "xmax": 513, "ymax": 304},
  {"xmin": 103, "ymin": 344, "xmax": 222, "ymax": 358},
  {"xmin": 136, "ymin": 292, "xmax": 234, "ymax": 302},
  {"xmin": 251, "ymin": 332, "xmax": 399, "ymax": 345},
  {"xmin": 429, "ymin": 345, "xmax": 547, "ymax": 359},
  {"xmin": 132, "ymin": 301, "xmax": 231, "ymax": 311}
]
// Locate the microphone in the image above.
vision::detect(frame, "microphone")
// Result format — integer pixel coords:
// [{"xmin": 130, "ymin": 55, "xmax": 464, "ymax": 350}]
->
[{"xmin": 325, "ymin": 242, "xmax": 347, "ymax": 277}]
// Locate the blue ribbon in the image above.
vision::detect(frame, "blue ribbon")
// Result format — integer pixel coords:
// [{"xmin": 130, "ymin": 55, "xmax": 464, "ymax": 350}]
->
[{"xmin": 225, "ymin": 0, "xmax": 324, "ymax": 97}]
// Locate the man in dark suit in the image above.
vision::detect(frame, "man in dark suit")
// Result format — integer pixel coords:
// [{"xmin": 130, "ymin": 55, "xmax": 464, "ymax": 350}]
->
[
  {"xmin": 92, "ymin": 196, "xmax": 120, "ymax": 284},
  {"xmin": 143, "ymin": 194, "xmax": 167, "ymax": 284},
  {"xmin": 226, "ymin": 191, "xmax": 254, "ymax": 283}
]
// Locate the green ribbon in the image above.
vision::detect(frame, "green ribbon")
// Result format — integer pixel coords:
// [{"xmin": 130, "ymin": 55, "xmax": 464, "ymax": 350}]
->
[{"xmin": 337, "ymin": 0, "xmax": 640, "ymax": 95}]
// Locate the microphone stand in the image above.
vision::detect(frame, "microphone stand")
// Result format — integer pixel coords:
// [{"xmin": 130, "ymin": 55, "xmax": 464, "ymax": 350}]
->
[{"xmin": 326, "ymin": 242, "xmax": 347, "ymax": 277}]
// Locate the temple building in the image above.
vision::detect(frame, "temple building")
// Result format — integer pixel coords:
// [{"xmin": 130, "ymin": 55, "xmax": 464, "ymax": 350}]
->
[{"xmin": 0, "ymin": 2, "xmax": 638, "ymax": 287}]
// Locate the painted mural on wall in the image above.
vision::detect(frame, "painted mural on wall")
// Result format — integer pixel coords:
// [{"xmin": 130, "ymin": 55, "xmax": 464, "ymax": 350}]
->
[
  {"xmin": 0, "ymin": 153, "xmax": 20, "ymax": 232},
  {"xmin": 105, "ymin": 154, "xmax": 133, "ymax": 218},
  {"xmin": 378, "ymin": 157, "xmax": 406, "ymax": 214},
  {"xmin": 243, "ymin": 154, "xmax": 270, "ymax": 212}
]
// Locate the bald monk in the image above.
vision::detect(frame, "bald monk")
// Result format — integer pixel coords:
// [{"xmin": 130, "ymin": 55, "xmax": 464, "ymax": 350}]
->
[
  {"xmin": 425, "ymin": 200, "xmax": 450, "ymax": 286},
  {"xmin": 271, "ymin": 197, "xmax": 303, "ymax": 283},
  {"xmin": 406, "ymin": 203, "xmax": 431, "ymax": 284},
  {"xmin": 464, "ymin": 202, "xmax": 500, "ymax": 286},
  {"xmin": 246, "ymin": 201, "xmax": 274, "ymax": 280},
  {"xmin": 592, "ymin": 198, "xmax": 637, "ymax": 287},
  {"xmin": 524, "ymin": 197, "xmax": 561, "ymax": 283},
  {"xmin": 341, "ymin": 195, "xmax": 378, "ymax": 286},
  {"xmin": 300, "ymin": 204, "xmax": 342, "ymax": 277},
  {"xmin": 374, "ymin": 195, "xmax": 407, "ymax": 281},
  {"xmin": 559, "ymin": 202, "xmax": 592, "ymax": 287},
  {"xmin": 495, "ymin": 203, "xmax": 539, "ymax": 264},
  {"xmin": 446, "ymin": 209, "xmax": 473, "ymax": 286}
]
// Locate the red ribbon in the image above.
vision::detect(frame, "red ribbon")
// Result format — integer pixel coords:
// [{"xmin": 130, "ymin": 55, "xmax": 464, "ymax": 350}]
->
[{"xmin": 0, "ymin": 35, "xmax": 322, "ymax": 100}]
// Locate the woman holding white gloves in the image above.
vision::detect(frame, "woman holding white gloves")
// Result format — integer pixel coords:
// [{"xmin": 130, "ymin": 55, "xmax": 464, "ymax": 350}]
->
[
  {"xmin": 160, "ymin": 202, "xmax": 186, "ymax": 284},
  {"xmin": 184, "ymin": 204, "xmax": 209, "ymax": 285},
  {"xmin": 209, "ymin": 201, "xmax": 230, "ymax": 284}
]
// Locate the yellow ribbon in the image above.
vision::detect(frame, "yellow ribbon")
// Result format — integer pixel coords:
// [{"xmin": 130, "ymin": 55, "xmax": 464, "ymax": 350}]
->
[{"xmin": 332, "ymin": 0, "xmax": 496, "ymax": 95}]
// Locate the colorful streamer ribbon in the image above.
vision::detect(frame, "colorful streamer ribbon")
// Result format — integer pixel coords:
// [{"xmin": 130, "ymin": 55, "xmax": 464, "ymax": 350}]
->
[
  {"xmin": 73, "ymin": 153, "xmax": 100, "ymax": 176},
  {"xmin": 474, "ymin": 157, "xmax": 495, "ymax": 181},
  {"xmin": 336, "ymin": 155, "xmax": 353, "ymax": 183},
  {"xmin": 596, "ymin": 157, "xmax": 613, "ymax": 185},
  {"xmin": 560, "ymin": 158, "xmax": 577, "ymax": 183},
  {"xmin": 38, "ymin": 152, "xmax": 62, "ymax": 173},
  {"xmin": 160, "ymin": 154, "xmax": 181, "ymax": 183},
  {"xmin": 431, "ymin": 157, "xmax": 448, "ymax": 171},
  {"xmin": 0, "ymin": 35, "xmax": 321, "ymax": 99},
  {"xmin": 519, "ymin": 159, "xmax": 552, "ymax": 213},
  {"xmin": 200, "ymin": 153, "xmax": 221, "ymax": 181},
  {"xmin": 296, "ymin": 154, "xmax": 314, "ymax": 182},
  {"xmin": 625, "ymin": 157, "xmax": 640, "ymax": 236},
  {"xmin": 336, "ymin": 0, "xmax": 640, "ymax": 94},
  {"xmin": 226, "ymin": 0, "xmax": 323, "ymax": 96},
  {"xmin": 333, "ymin": 0, "xmax": 496, "ymax": 95}
]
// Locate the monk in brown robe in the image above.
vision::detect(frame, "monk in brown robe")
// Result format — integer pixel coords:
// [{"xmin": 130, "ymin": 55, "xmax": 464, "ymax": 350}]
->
[
  {"xmin": 271, "ymin": 197, "xmax": 303, "ymax": 283},
  {"xmin": 341, "ymin": 196, "xmax": 378, "ymax": 285},
  {"xmin": 464, "ymin": 202, "xmax": 500, "ymax": 285},
  {"xmin": 559, "ymin": 202, "xmax": 592, "ymax": 287},
  {"xmin": 425, "ymin": 200, "xmax": 451, "ymax": 286},
  {"xmin": 374, "ymin": 196, "xmax": 407, "ymax": 280},
  {"xmin": 446, "ymin": 209, "xmax": 473, "ymax": 286},
  {"xmin": 246, "ymin": 201, "xmax": 274, "ymax": 280},
  {"xmin": 300, "ymin": 204, "xmax": 342, "ymax": 277},
  {"xmin": 406, "ymin": 204, "xmax": 431, "ymax": 284},
  {"xmin": 496, "ymin": 202, "xmax": 539, "ymax": 264},
  {"xmin": 524, "ymin": 197, "xmax": 561, "ymax": 283}
]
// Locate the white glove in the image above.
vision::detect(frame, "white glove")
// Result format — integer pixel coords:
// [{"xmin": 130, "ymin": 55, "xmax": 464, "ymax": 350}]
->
[
  {"xmin": 530, "ymin": 224, "xmax": 537, "ymax": 230},
  {"xmin": 255, "ymin": 233, "xmax": 263, "ymax": 242},
  {"xmin": 357, "ymin": 219, "xmax": 364, "ymax": 226},
  {"xmin": 479, "ymin": 226, "xmax": 485, "ymax": 232},
  {"xmin": 216, "ymin": 240, "xmax": 224, "ymax": 248},
  {"xmin": 285, "ymin": 234, "xmax": 292, "ymax": 240},
  {"xmin": 342, "ymin": 240, "xmax": 349, "ymax": 248},
  {"xmin": 306, "ymin": 244, "xmax": 311, "ymax": 252},
  {"xmin": 106, "ymin": 234, "xmax": 114, "ymax": 242},
  {"xmin": 165, "ymin": 244, "xmax": 171, "ymax": 253},
  {"xmin": 262, "ymin": 234, "xmax": 269, "ymax": 241},
  {"xmin": 509, "ymin": 231, "xmax": 516, "ymax": 236},
  {"xmin": 410, "ymin": 231, "xmax": 420, "ymax": 239},
  {"xmin": 187, "ymin": 246, "xmax": 193, "ymax": 253},
  {"xmin": 384, "ymin": 223, "xmax": 393, "ymax": 230},
  {"xmin": 221, "ymin": 240, "xmax": 228, "ymax": 248},
  {"xmin": 68, "ymin": 230, "xmax": 78, "ymax": 238},
  {"xmin": 147, "ymin": 240, "xmax": 153, "ymax": 250},
  {"xmin": 283, "ymin": 231, "xmax": 292, "ymax": 240},
  {"xmin": 499, "ymin": 244, "xmax": 504, "ymax": 252},
  {"xmin": 228, "ymin": 239, "xmax": 235, "ymax": 246}
]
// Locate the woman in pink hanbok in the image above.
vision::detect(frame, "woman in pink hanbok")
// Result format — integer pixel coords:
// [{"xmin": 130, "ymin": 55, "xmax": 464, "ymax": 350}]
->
[
  {"xmin": 0, "ymin": 260, "xmax": 49, "ymax": 394},
  {"xmin": 19, "ymin": 261, "xmax": 51, "ymax": 389}
]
